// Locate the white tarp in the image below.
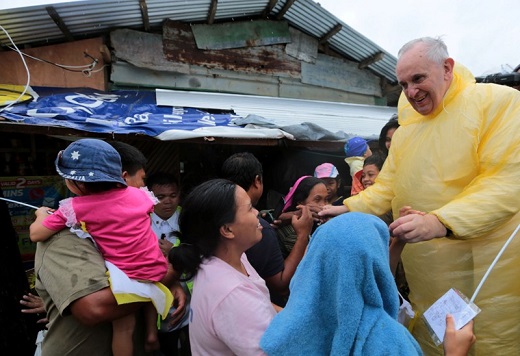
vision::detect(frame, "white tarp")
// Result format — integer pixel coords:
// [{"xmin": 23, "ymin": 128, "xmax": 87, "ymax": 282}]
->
[{"xmin": 156, "ymin": 89, "xmax": 397, "ymax": 141}]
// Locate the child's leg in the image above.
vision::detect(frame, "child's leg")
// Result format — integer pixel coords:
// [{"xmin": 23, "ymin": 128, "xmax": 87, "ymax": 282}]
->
[
  {"xmin": 112, "ymin": 313, "xmax": 135, "ymax": 356},
  {"xmin": 144, "ymin": 302, "xmax": 160, "ymax": 352}
]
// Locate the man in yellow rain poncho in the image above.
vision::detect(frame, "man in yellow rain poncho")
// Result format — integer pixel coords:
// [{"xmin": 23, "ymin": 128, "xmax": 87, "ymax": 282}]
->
[{"xmin": 320, "ymin": 37, "xmax": 520, "ymax": 355}]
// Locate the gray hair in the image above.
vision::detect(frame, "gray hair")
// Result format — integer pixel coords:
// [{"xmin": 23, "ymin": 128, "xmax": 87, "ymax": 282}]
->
[{"xmin": 398, "ymin": 37, "xmax": 449, "ymax": 65}]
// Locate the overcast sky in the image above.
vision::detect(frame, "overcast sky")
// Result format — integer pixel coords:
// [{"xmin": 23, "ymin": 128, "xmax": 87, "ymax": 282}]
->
[{"xmin": 317, "ymin": 0, "xmax": 518, "ymax": 76}]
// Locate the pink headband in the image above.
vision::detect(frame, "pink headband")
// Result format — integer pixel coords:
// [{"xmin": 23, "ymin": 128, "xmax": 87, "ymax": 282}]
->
[{"xmin": 282, "ymin": 175, "xmax": 311, "ymax": 213}]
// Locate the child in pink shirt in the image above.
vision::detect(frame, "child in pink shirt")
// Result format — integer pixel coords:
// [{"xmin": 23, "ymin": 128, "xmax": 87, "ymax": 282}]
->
[{"xmin": 30, "ymin": 138, "xmax": 173, "ymax": 355}]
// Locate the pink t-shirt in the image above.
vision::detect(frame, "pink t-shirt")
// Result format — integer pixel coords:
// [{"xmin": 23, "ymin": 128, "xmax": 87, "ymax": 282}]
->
[
  {"xmin": 42, "ymin": 186, "xmax": 167, "ymax": 282},
  {"xmin": 189, "ymin": 254, "xmax": 276, "ymax": 355}
]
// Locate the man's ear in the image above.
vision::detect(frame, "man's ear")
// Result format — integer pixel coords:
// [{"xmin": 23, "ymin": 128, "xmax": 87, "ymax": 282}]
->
[
  {"xmin": 219, "ymin": 224, "xmax": 234, "ymax": 239},
  {"xmin": 253, "ymin": 174, "xmax": 262, "ymax": 189},
  {"xmin": 444, "ymin": 57, "xmax": 455, "ymax": 78},
  {"xmin": 121, "ymin": 170, "xmax": 130, "ymax": 182}
]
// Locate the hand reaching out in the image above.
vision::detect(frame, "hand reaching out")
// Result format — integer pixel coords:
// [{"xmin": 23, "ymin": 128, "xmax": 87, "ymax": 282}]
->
[
  {"xmin": 443, "ymin": 314, "xmax": 476, "ymax": 356},
  {"xmin": 317, "ymin": 204, "xmax": 348, "ymax": 219}
]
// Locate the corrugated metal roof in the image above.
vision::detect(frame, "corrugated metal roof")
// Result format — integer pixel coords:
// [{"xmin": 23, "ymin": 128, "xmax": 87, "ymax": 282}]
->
[{"xmin": 0, "ymin": 0, "xmax": 397, "ymax": 83}]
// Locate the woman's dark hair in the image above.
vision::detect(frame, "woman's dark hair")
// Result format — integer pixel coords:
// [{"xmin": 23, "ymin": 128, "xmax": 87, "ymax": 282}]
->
[
  {"xmin": 286, "ymin": 177, "xmax": 324, "ymax": 212},
  {"xmin": 378, "ymin": 114, "xmax": 400, "ymax": 156},
  {"xmin": 363, "ymin": 152, "xmax": 386, "ymax": 172},
  {"xmin": 168, "ymin": 179, "xmax": 237, "ymax": 280}
]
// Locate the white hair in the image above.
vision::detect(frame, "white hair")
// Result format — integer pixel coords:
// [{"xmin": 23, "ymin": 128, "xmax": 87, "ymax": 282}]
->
[{"xmin": 398, "ymin": 37, "xmax": 449, "ymax": 65}]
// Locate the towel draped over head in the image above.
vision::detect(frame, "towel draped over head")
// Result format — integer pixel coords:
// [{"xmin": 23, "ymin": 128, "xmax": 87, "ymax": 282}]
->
[{"xmin": 260, "ymin": 212, "xmax": 422, "ymax": 355}]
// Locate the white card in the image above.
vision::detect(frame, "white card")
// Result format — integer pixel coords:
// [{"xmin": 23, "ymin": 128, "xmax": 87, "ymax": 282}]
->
[{"xmin": 422, "ymin": 288, "xmax": 480, "ymax": 345}]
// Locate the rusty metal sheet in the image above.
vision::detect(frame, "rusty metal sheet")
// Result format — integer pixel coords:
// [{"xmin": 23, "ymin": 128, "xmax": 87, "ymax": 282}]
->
[
  {"xmin": 163, "ymin": 20, "xmax": 301, "ymax": 78},
  {"xmin": 111, "ymin": 29, "xmax": 190, "ymax": 74},
  {"xmin": 191, "ymin": 20, "xmax": 291, "ymax": 50}
]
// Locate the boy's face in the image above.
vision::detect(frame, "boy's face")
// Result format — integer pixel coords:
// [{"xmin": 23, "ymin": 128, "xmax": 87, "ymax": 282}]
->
[
  {"xmin": 361, "ymin": 164, "xmax": 380, "ymax": 189},
  {"xmin": 123, "ymin": 168, "xmax": 146, "ymax": 188},
  {"xmin": 151, "ymin": 183, "xmax": 180, "ymax": 220},
  {"xmin": 320, "ymin": 177, "xmax": 339, "ymax": 201}
]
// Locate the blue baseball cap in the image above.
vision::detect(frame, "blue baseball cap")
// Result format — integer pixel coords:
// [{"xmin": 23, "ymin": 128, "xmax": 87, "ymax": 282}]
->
[
  {"xmin": 55, "ymin": 138, "xmax": 127, "ymax": 186},
  {"xmin": 344, "ymin": 137, "xmax": 368, "ymax": 157}
]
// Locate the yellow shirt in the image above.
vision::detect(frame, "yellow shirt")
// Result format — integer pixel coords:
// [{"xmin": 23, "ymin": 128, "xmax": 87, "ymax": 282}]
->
[{"xmin": 345, "ymin": 63, "xmax": 520, "ymax": 355}]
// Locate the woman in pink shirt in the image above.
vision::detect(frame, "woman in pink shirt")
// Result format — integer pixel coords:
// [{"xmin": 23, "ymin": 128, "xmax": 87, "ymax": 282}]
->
[
  {"xmin": 30, "ymin": 138, "xmax": 173, "ymax": 356},
  {"xmin": 170, "ymin": 178, "xmax": 312, "ymax": 355}
]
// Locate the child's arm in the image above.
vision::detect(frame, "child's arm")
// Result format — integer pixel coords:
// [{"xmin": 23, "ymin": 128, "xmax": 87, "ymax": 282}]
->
[
  {"xmin": 29, "ymin": 207, "xmax": 59, "ymax": 242},
  {"xmin": 389, "ymin": 237, "xmax": 406, "ymax": 277}
]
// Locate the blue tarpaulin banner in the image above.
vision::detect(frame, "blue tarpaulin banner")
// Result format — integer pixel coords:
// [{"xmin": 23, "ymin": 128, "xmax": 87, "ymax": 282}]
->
[{"xmin": 0, "ymin": 87, "xmax": 240, "ymax": 136}]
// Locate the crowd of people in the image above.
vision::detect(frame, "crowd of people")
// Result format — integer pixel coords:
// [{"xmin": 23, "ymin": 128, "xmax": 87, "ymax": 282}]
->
[{"xmin": 20, "ymin": 36, "xmax": 520, "ymax": 356}]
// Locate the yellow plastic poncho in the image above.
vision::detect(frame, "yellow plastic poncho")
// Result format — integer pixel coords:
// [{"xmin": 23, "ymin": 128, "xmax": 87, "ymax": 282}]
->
[{"xmin": 345, "ymin": 63, "xmax": 520, "ymax": 355}]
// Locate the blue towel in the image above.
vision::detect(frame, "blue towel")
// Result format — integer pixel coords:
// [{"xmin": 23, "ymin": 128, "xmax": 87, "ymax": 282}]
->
[{"xmin": 260, "ymin": 212, "xmax": 422, "ymax": 355}]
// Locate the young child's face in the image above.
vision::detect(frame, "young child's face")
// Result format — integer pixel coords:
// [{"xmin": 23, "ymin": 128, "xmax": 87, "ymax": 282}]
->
[
  {"xmin": 361, "ymin": 164, "xmax": 380, "ymax": 189},
  {"xmin": 320, "ymin": 178, "xmax": 339, "ymax": 201},
  {"xmin": 123, "ymin": 168, "xmax": 146, "ymax": 188},
  {"xmin": 152, "ymin": 183, "xmax": 180, "ymax": 220}
]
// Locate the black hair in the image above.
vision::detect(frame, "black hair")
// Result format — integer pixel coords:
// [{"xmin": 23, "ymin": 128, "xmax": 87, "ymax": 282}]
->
[
  {"xmin": 287, "ymin": 176, "xmax": 325, "ymax": 212},
  {"xmin": 108, "ymin": 141, "xmax": 147, "ymax": 176},
  {"xmin": 146, "ymin": 171, "xmax": 179, "ymax": 190},
  {"xmin": 71, "ymin": 180, "xmax": 121, "ymax": 195},
  {"xmin": 221, "ymin": 152, "xmax": 263, "ymax": 192},
  {"xmin": 363, "ymin": 152, "xmax": 386, "ymax": 172},
  {"xmin": 378, "ymin": 115, "xmax": 400, "ymax": 156},
  {"xmin": 168, "ymin": 179, "xmax": 237, "ymax": 280}
]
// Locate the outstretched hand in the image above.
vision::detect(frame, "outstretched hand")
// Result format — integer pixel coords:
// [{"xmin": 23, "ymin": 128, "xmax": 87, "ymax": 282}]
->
[
  {"xmin": 317, "ymin": 204, "xmax": 348, "ymax": 219},
  {"xmin": 443, "ymin": 314, "xmax": 476, "ymax": 356}
]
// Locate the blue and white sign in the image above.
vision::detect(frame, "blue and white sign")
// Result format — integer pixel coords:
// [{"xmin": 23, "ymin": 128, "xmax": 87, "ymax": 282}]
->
[{"xmin": 1, "ymin": 87, "xmax": 239, "ymax": 136}]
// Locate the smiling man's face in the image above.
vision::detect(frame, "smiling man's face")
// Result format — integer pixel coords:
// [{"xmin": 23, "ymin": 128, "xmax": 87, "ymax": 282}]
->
[{"xmin": 396, "ymin": 43, "xmax": 454, "ymax": 116}]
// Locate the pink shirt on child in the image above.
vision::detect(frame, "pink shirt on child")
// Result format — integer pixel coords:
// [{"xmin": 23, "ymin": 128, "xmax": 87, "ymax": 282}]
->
[
  {"xmin": 189, "ymin": 254, "xmax": 276, "ymax": 355},
  {"xmin": 42, "ymin": 186, "xmax": 167, "ymax": 282}
]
